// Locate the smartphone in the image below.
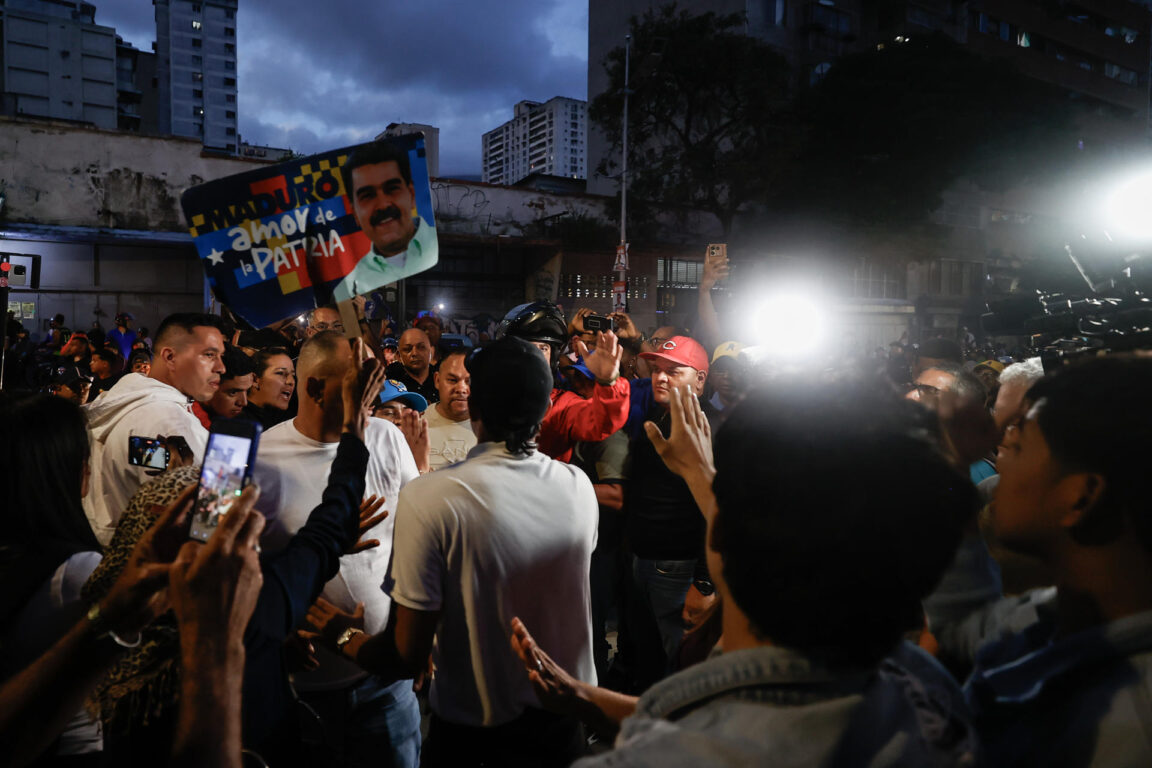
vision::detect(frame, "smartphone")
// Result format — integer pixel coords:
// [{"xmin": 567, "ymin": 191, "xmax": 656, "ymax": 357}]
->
[
  {"xmin": 188, "ymin": 418, "xmax": 262, "ymax": 542},
  {"xmin": 583, "ymin": 313, "xmax": 614, "ymax": 333},
  {"xmin": 127, "ymin": 436, "xmax": 170, "ymax": 470}
]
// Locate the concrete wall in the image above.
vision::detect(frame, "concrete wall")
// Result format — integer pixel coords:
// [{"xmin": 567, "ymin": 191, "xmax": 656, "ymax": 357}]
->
[
  {"xmin": 0, "ymin": 115, "xmax": 271, "ymax": 332},
  {"xmin": 0, "ymin": 115, "xmax": 265, "ymax": 230}
]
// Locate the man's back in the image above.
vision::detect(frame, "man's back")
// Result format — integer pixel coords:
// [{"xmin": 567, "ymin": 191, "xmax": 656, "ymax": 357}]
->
[
  {"xmin": 576, "ymin": 643, "xmax": 978, "ymax": 768},
  {"xmin": 388, "ymin": 442, "xmax": 599, "ymax": 727}
]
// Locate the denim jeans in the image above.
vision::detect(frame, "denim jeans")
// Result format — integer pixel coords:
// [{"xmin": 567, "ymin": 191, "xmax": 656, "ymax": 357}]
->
[
  {"xmin": 631, "ymin": 557, "xmax": 695, "ymax": 674},
  {"xmin": 299, "ymin": 675, "xmax": 421, "ymax": 768}
]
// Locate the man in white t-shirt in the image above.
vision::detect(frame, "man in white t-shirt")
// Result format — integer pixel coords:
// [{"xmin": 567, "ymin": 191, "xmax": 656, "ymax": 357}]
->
[
  {"xmin": 424, "ymin": 349, "xmax": 477, "ymax": 470},
  {"xmin": 310, "ymin": 336, "xmax": 598, "ymax": 768},
  {"xmin": 253, "ymin": 330, "xmax": 421, "ymax": 768}
]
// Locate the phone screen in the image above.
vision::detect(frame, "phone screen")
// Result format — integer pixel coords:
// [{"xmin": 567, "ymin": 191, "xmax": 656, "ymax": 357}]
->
[
  {"xmin": 127, "ymin": 436, "xmax": 170, "ymax": 470},
  {"xmin": 189, "ymin": 428, "xmax": 259, "ymax": 542}
]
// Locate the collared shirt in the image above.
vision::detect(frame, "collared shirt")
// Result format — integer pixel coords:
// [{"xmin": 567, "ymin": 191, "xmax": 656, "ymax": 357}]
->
[
  {"xmin": 576, "ymin": 642, "xmax": 979, "ymax": 767},
  {"xmin": 929, "ymin": 535, "xmax": 1152, "ymax": 767},
  {"xmin": 334, "ymin": 217, "xmax": 437, "ymax": 301}
]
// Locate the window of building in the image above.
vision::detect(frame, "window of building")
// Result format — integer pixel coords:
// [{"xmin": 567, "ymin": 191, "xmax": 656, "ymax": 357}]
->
[
  {"xmin": 999, "ymin": 21, "xmax": 1010, "ymax": 41},
  {"xmin": 191, "ymin": 38, "xmax": 202, "ymax": 48},
  {"xmin": 192, "ymin": 106, "xmax": 204, "ymax": 116},
  {"xmin": 224, "ymin": 77, "xmax": 236, "ymax": 86},
  {"xmin": 191, "ymin": 20, "xmax": 202, "ymax": 30},
  {"xmin": 192, "ymin": 71, "xmax": 203, "ymax": 81},
  {"xmin": 225, "ymin": 60, "xmax": 235, "ymax": 70},
  {"xmin": 226, "ymin": 93, "xmax": 236, "ymax": 103},
  {"xmin": 771, "ymin": 0, "xmax": 787, "ymax": 26},
  {"xmin": 192, "ymin": 55, "xmax": 202, "ymax": 65},
  {"xmin": 226, "ymin": 9, "xmax": 234, "ymax": 19},
  {"xmin": 1017, "ymin": 31, "xmax": 1030, "ymax": 47},
  {"xmin": 225, "ymin": 43, "xmax": 235, "ymax": 53},
  {"xmin": 225, "ymin": 27, "xmax": 235, "ymax": 37},
  {"xmin": 226, "ymin": 127, "xmax": 236, "ymax": 136},
  {"xmin": 193, "ymin": 89, "xmax": 203, "ymax": 99},
  {"xmin": 191, "ymin": 3, "xmax": 201, "ymax": 12},
  {"xmin": 226, "ymin": 110, "xmax": 236, "ymax": 119}
]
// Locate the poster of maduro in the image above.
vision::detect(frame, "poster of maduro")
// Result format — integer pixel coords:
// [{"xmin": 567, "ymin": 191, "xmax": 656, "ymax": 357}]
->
[{"xmin": 181, "ymin": 133, "xmax": 437, "ymax": 328}]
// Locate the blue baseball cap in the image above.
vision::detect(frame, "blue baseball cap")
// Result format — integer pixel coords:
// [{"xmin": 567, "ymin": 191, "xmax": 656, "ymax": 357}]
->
[
  {"xmin": 560, "ymin": 356, "xmax": 595, "ymax": 381},
  {"xmin": 378, "ymin": 379, "xmax": 428, "ymax": 412}
]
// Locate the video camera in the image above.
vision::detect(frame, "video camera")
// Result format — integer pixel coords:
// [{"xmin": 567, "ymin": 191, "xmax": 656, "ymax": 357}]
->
[{"xmin": 980, "ymin": 236, "xmax": 1152, "ymax": 372}]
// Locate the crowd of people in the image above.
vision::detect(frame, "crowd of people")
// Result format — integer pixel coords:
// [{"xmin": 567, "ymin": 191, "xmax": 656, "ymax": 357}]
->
[{"xmin": 3, "ymin": 260, "xmax": 1152, "ymax": 768}]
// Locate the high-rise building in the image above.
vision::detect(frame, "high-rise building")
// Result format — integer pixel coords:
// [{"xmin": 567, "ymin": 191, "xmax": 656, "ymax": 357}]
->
[
  {"xmin": 115, "ymin": 35, "xmax": 158, "ymax": 133},
  {"xmin": 587, "ymin": 0, "xmax": 1151, "ymax": 194},
  {"xmin": 380, "ymin": 122, "xmax": 440, "ymax": 177},
  {"xmin": 481, "ymin": 96, "xmax": 587, "ymax": 185},
  {"xmin": 0, "ymin": 0, "xmax": 118, "ymax": 129},
  {"xmin": 153, "ymin": 0, "xmax": 237, "ymax": 151}
]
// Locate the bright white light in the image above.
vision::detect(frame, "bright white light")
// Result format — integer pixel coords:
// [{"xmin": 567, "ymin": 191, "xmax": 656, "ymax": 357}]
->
[
  {"xmin": 436, "ymin": 302, "xmax": 446, "ymax": 312},
  {"xmin": 1101, "ymin": 168, "xmax": 1152, "ymax": 242},
  {"xmin": 747, "ymin": 288, "xmax": 831, "ymax": 360}
]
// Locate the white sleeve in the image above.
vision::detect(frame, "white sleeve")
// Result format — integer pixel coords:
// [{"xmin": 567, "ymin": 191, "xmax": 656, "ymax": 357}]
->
[{"xmin": 386, "ymin": 482, "xmax": 445, "ymax": 611}]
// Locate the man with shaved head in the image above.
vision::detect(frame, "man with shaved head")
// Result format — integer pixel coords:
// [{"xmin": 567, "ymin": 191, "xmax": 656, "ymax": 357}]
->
[
  {"xmin": 385, "ymin": 327, "xmax": 439, "ymax": 405},
  {"xmin": 253, "ymin": 331, "xmax": 422, "ymax": 767},
  {"xmin": 82, "ymin": 312, "xmax": 225, "ymax": 544}
]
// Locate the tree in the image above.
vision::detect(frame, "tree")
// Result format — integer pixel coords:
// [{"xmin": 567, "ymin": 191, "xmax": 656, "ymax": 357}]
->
[{"xmin": 590, "ymin": 6, "xmax": 798, "ymax": 237}]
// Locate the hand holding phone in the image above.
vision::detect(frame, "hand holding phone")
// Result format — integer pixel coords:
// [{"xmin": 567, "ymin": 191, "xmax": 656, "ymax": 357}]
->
[
  {"xmin": 128, "ymin": 435, "xmax": 170, "ymax": 471},
  {"xmin": 583, "ymin": 314, "xmax": 614, "ymax": 333},
  {"xmin": 189, "ymin": 419, "xmax": 262, "ymax": 542},
  {"xmin": 703, "ymin": 244, "xmax": 729, "ymax": 288}
]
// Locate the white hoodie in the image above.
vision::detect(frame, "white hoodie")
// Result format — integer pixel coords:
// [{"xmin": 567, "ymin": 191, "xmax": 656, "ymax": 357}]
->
[{"xmin": 82, "ymin": 373, "xmax": 208, "ymax": 545}]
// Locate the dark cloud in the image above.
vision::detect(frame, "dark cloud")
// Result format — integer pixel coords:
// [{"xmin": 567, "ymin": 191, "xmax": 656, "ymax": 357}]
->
[{"xmin": 92, "ymin": 0, "xmax": 588, "ymax": 175}]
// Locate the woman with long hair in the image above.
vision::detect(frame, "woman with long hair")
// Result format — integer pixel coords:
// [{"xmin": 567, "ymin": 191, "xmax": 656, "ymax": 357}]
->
[{"xmin": 0, "ymin": 392, "xmax": 105, "ymax": 763}]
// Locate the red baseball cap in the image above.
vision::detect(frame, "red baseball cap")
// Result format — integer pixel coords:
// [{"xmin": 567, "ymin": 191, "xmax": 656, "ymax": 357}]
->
[{"xmin": 639, "ymin": 336, "xmax": 709, "ymax": 373}]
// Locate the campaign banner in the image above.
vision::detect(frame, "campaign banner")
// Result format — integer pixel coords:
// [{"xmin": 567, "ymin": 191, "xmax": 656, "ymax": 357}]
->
[
  {"xmin": 181, "ymin": 134, "xmax": 438, "ymax": 328},
  {"xmin": 613, "ymin": 243, "xmax": 629, "ymax": 272}
]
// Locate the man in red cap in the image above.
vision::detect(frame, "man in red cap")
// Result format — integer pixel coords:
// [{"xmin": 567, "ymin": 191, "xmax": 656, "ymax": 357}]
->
[{"xmin": 616, "ymin": 335, "xmax": 715, "ymax": 690}]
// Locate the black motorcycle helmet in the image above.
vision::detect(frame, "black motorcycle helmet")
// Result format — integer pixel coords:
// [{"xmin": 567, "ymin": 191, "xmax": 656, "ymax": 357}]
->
[{"xmin": 496, "ymin": 301, "xmax": 567, "ymax": 361}]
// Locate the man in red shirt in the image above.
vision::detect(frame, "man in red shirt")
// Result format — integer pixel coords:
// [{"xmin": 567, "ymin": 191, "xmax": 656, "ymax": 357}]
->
[{"xmin": 496, "ymin": 301, "xmax": 629, "ymax": 461}]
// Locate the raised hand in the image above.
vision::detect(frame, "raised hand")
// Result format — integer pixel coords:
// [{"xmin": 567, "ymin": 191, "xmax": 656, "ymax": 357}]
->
[
  {"xmin": 168, "ymin": 485, "xmax": 265, "ymax": 653},
  {"xmin": 343, "ymin": 338, "xmax": 387, "ymax": 441},
  {"xmin": 349, "ymin": 495, "xmax": 389, "ymax": 554},
  {"xmin": 700, "ymin": 244, "xmax": 729, "ymax": 290},
  {"xmin": 399, "ymin": 410, "xmax": 431, "ymax": 474},
  {"xmin": 644, "ymin": 385, "xmax": 716, "ymax": 519},
  {"xmin": 574, "ymin": 330, "xmax": 623, "ymax": 384},
  {"xmin": 608, "ymin": 312, "xmax": 640, "ymax": 341},
  {"xmin": 568, "ymin": 307, "xmax": 593, "ymax": 339},
  {"xmin": 509, "ymin": 617, "xmax": 582, "ymax": 716},
  {"xmin": 100, "ymin": 482, "xmax": 199, "ymax": 636}
]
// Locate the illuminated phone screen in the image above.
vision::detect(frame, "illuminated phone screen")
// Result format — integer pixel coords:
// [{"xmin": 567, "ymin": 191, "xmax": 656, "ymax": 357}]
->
[{"xmin": 189, "ymin": 432, "xmax": 254, "ymax": 542}]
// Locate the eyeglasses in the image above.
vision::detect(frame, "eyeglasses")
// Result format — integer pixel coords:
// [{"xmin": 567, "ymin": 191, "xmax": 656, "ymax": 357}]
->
[{"xmin": 908, "ymin": 383, "xmax": 942, "ymax": 398}]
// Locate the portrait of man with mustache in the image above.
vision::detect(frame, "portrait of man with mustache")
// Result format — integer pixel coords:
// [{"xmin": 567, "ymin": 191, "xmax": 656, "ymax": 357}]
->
[{"xmin": 333, "ymin": 140, "xmax": 438, "ymax": 302}]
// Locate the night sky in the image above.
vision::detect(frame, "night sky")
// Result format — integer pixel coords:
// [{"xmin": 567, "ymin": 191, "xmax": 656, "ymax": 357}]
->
[{"xmin": 94, "ymin": 0, "xmax": 588, "ymax": 176}]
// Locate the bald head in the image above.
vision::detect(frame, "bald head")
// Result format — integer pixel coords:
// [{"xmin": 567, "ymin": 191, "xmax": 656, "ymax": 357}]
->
[
  {"xmin": 398, "ymin": 328, "xmax": 432, "ymax": 376},
  {"xmin": 298, "ymin": 330, "xmax": 351, "ymax": 381}
]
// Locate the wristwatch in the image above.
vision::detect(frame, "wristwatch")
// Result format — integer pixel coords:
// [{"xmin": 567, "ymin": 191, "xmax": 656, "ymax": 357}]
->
[{"xmin": 335, "ymin": 626, "xmax": 365, "ymax": 654}]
